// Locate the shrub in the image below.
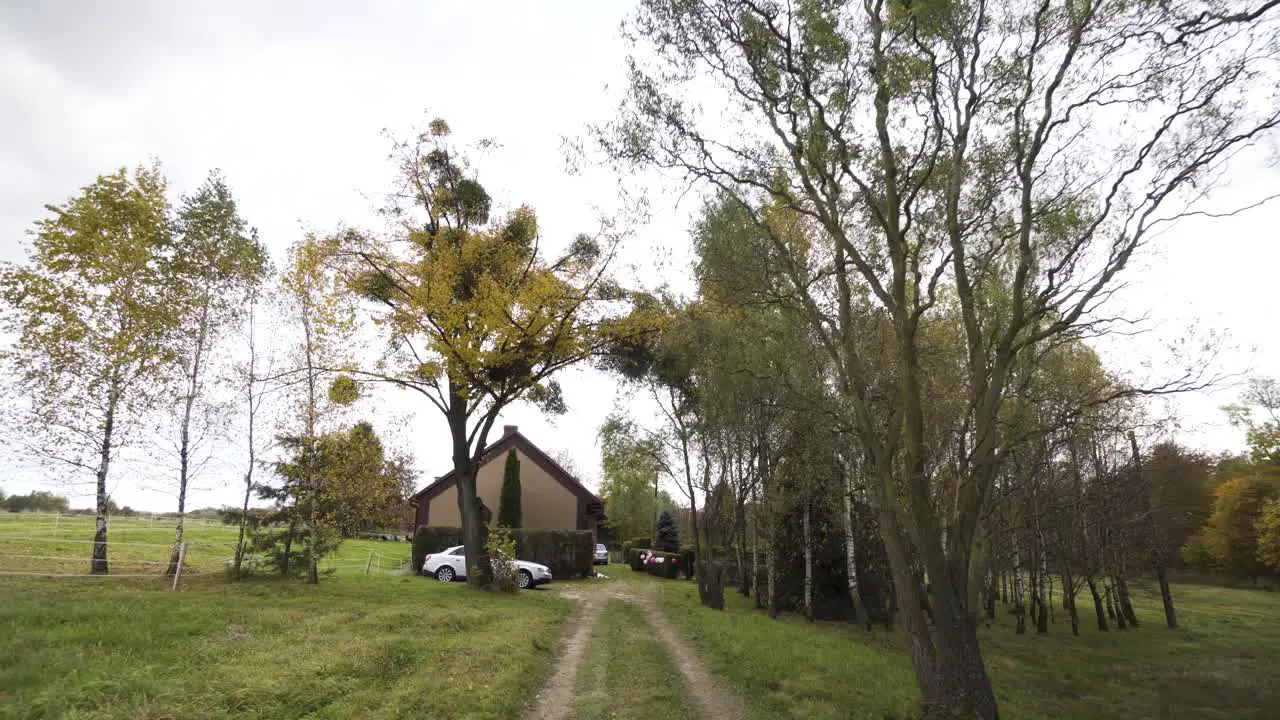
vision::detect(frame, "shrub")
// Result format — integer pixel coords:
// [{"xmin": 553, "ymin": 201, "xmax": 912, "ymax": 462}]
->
[
  {"xmin": 412, "ymin": 526, "xmax": 465, "ymax": 573},
  {"xmin": 679, "ymin": 548, "xmax": 697, "ymax": 579},
  {"xmin": 640, "ymin": 549, "xmax": 683, "ymax": 579},
  {"xmin": 488, "ymin": 527, "xmax": 519, "ymax": 592},
  {"xmin": 412, "ymin": 526, "xmax": 594, "ymax": 579},
  {"xmin": 631, "ymin": 537, "xmax": 652, "ymax": 550},
  {"xmin": 511, "ymin": 529, "xmax": 594, "ymax": 579},
  {"xmin": 655, "ymin": 511, "xmax": 680, "ymax": 552},
  {"xmin": 497, "ymin": 449, "xmax": 522, "ymax": 528},
  {"xmin": 628, "ymin": 547, "xmax": 647, "ymax": 571}
]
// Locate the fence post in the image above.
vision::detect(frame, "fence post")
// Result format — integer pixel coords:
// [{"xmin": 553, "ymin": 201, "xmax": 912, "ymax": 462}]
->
[
  {"xmin": 365, "ymin": 551, "xmax": 375, "ymax": 575},
  {"xmin": 171, "ymin": 541, "xmax": 188, "ymax": 591}
]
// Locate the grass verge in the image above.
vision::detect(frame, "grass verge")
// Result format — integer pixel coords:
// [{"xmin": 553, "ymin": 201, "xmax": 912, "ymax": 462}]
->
[
  {"xmin": 0, "ymin": 574, "xmax": 571, "ymax": 719},
  {"xmin": 650, "ymin": 577, "xmax": 1280, "ymax": 719},
  {"xmin": 570, "ymin": 599, "xmax": 692, "ymax": 720}
]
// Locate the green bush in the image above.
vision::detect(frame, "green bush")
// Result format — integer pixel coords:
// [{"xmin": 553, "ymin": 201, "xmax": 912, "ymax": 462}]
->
[
  {"xmin": 631, "ymin": 537, "xmax": 652, "ymax": 550},
  {"xmin": 512, "ymin": 529, "xmax": 594, "ymax": 579},
  {"xmin": 641, "ymin": 549, "xmax": 683, "ymax": 579},
  {"xmin": 412, "ymin": 526, "xmax": 465, "ymax": 573},
  {"xmin": 413, "ymin": 526, "xmax": 594, "ymax": 579},
  {"xmin": 628, "ymin": 547, "xmax": 647, "ymax": 571}
]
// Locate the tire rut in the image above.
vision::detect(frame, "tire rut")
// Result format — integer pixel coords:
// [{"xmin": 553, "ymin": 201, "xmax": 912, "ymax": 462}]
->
[
  {"xmin": 524, "ymin": 591, "xmax": 604, "ymax": 720},
  {"xmin": 634, "ymin": 591, "xmax": 745, "ymax": 720}
]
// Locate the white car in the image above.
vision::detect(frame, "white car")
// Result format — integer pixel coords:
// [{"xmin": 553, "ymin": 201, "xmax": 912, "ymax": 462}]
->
[
  {"xmin": 422, "ymin": 545, "xmax": 553, "ymax": 589},
  {"xmin": 593, "ymin": 543, "xmax": 609, "ymax": 565}
]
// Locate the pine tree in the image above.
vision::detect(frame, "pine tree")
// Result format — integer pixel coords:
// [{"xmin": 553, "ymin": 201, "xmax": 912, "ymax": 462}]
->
[
  {"xmin": 656, "ymin": 509, "xmax": 680, "ymax": 552},
  {"xmin": 498, "ymin": 449, "xmax": 522, "ymax": 528}
]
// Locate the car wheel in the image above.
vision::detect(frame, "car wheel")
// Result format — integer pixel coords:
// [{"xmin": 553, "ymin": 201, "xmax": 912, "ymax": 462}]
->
[
  {"xmin": 518, "ymin": 570, "xmax": 532, "ymax": 589},
  {"xmin": 435, "ymin": 566, "xmax": 455, "ymax": 583}
]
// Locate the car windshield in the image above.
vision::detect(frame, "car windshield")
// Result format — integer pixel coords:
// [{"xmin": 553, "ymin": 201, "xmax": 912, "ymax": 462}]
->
[{"xmin": 596, "ymin": 545, "xmax": 606, "ymax": 552}]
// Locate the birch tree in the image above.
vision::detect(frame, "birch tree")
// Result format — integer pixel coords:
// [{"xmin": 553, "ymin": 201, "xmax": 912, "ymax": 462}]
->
[
  {"xmin": 1, "ymin": 165, "xmax": 180, "ymax": 574},
  {"xmin": 164, "ymin": 171, "xmax": 268, "ymax": 576}
]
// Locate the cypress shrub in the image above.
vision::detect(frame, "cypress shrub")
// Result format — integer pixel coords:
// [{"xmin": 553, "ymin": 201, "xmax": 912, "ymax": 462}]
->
[
  {"xmin": 412, "ymin": 526, "xmax": 593, "ymax": 579},
  {"xmin": 412, "ymin": 526, "xmax": 466, "ymax": 573},
  {"xmin": 497, "ymin": 449, "xmax": 522, "ymax": 528}
]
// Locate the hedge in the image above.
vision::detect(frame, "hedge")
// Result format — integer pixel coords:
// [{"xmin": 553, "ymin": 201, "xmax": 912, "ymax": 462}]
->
[
  {"xmin": 412, "ymin": 527, "xmax": 465, "ymax": 571},
  {"xmin": 642, "ymin": 549, "xmax": 683, "ymax": 579},
  {"xmin": 628, "ymin": 547, "xmax": 646, "ymax": 572},
  {"xmin": 412, "ymin": 526, "xmax": 594, "ymax": 579},
  {"xmin": 631, "ymin": 537, "xmax": 652, "ymax": 550}
]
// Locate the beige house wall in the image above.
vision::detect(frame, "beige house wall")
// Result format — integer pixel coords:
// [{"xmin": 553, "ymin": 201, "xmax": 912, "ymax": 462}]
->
[{"xmin": 426, "ymin": 447, "xmax": 578, "ymax": 529}]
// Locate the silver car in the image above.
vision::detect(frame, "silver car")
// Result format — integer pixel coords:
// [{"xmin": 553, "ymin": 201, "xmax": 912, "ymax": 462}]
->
[
  {"xmin": 593, "ymin": 543, "xmax": 609, "ymax": 565},
  {"xmin": 422, "ymin": 545, "xmax": 553, "ymax": 588}
]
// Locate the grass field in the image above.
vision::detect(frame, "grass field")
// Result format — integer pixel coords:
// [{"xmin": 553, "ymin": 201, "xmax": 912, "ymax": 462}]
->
[
  {"xmin": 0, "ymin": 574, "xmax": 573, "ymax": 719},
  {"xmin": 0, "ymin": 512, "xmax": 412, "ymax": 580},
  {"xmin": 651, "ymin": 575, "xmax": 1280, "ymax": 719},
  {"xmin": 6, "ymin": 512, "xmax": 1279, "ymax": 720}
]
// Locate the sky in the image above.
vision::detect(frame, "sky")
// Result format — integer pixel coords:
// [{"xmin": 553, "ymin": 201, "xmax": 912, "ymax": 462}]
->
[{"xmin": 1, "ymin": 1, "xmax": 1277, "ymax": 512}]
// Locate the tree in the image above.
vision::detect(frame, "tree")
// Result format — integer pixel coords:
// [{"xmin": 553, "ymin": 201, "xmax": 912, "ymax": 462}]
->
[
  {"xmin": 601, "ymin": 2, "xmax": 1280, "ymax": 715},
  {"xmin": 324, "ymin": 119, "xmax": 648, "ymax": 587},
  {"xmin": 1, "ymin": 165, "xmax": 181, "ymax": 574},
  {"xmin": 498, "ymin": 448, "xmax": 522, "ymax": 528},
  {"xmin": 269, "ymin": 235, "xmax": 357, "ymax": 583},
  {"xmin": 164, "ymin": 171, "xmax": 269, "ymax": 577},
  {"xmin": 1256, "ymin": 498, "xmax": 1280, "ymax": 573},
  {"xmin": 655, "ymin": 508, "xmax": 680, "ymax": 552},
  {"xmin": 5, "ymin": 491, "xmax": 70, "ymax": 513},
  {"xmin": 1195, "ymin": 475, "xmax": 1280, "ymax": 576},
  {"xmin": 598, "ymin": 414, "xmax": 675, "ymax": 541},
  {"xmin": 256, "ymin": 420, "xmax": 406, "ymax": 576},
  {"xmin": 1225, "ymin": 377, "xmax": 1280, "ymax": 466}
]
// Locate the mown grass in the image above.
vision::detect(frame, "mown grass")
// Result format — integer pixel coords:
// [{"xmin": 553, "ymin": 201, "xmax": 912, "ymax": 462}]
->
[
  {"xmin": 0, "ymin": 572, "xmax": 572, "ymax": 719},
  {"xmin": 648, "ymin": 574, "xmax": 1280, "ymax": 719},
  {"xmin": 0, "ymin": 512, "xmax": 412, "ymax": 579},
  {"xmin": 570, "ymin": 599, "xmax": 692, "ymax": 720}
]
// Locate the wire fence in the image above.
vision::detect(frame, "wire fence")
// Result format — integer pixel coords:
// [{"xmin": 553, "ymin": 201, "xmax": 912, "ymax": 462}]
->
[{"xmin": 0, "ymin": 511, "xmax": 414, "ymax": 584}]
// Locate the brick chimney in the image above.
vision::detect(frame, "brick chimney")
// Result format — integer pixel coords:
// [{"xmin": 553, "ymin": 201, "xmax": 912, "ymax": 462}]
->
[{"xmin": 502, "ymin": 424, "xmax": 518, "ymax": 436}]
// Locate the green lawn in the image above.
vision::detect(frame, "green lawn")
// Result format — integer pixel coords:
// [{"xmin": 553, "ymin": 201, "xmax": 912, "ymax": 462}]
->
[
  {"xmin": 648, "ymin": 574, "xmax": 1280, "ymax": 719},
  {"xmin": 0, "ymin": 574, "xmax": 572, "ymax": 719},
  {"xmin": 571, "ymin": 599, "xmax": 692, "ymax": 720},
  {"xmin": 0, "ymin": 512, "xmax": 413, "ymax": 579}
]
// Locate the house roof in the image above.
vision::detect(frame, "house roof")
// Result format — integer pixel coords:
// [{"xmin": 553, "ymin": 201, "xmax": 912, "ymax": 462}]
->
[{"xmin": 409, "ymin": 425, "xmax": 602, "ymax": 508}]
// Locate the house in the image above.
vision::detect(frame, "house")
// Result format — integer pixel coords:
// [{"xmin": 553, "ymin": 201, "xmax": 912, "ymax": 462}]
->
[{"xmin": 409, "ymin": 425, "xmax": 605, "ymax": 541}]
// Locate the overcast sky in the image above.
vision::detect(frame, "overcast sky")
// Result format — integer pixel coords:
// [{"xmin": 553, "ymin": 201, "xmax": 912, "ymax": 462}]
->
[{"xmin": 2, "ymin": 1, "xmax": 1277, "ymax": 512}]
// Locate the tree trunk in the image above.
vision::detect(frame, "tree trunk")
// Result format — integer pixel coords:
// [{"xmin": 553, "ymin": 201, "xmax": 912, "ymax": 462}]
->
[
  {"xmin": 766, "ymin": 539, "xmax": 777, "ymax": 619},
  {"xmin": 1155, "ymin": 565, "xmax": 1178, "ymax": 630},
  {"xmin": 842, "ymin": 467, "xmax": 872, "ymax": 629},
  {"xmin": 803, "ymin": 499, "xmax": 813, "ymax": 622},
  {"xmin": 1115, "ymin": 575, "xmax": 1138, "ymax": 627},
  {"xmin": 169, "ymin": 302, "xmax": 209, "ymax": 577},
  {"xmin": 235, "ymin": 300, "xmax": 258, "ymax": 580},
  {"xmin": 1011, "ymin": 537, "xmax": 1026, "ymax": 635},
  {"xmin": 1128, "ymin": 432, "xmax": 1177, "ymax": 629},
  {"xmin": 984, "ymin": 571, "xmax": 997, "ymax": 622},
  {"xmin": 1086, "ymin": 576, "xmax": 1108, "ymax": 631},
  {"xmin": 90, "ymin": 383, "xmax": 119, "ymax": 575},
  {"xmin": 1062, "ymin": 572, "xmax": 1079, "ymax": 635}
]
